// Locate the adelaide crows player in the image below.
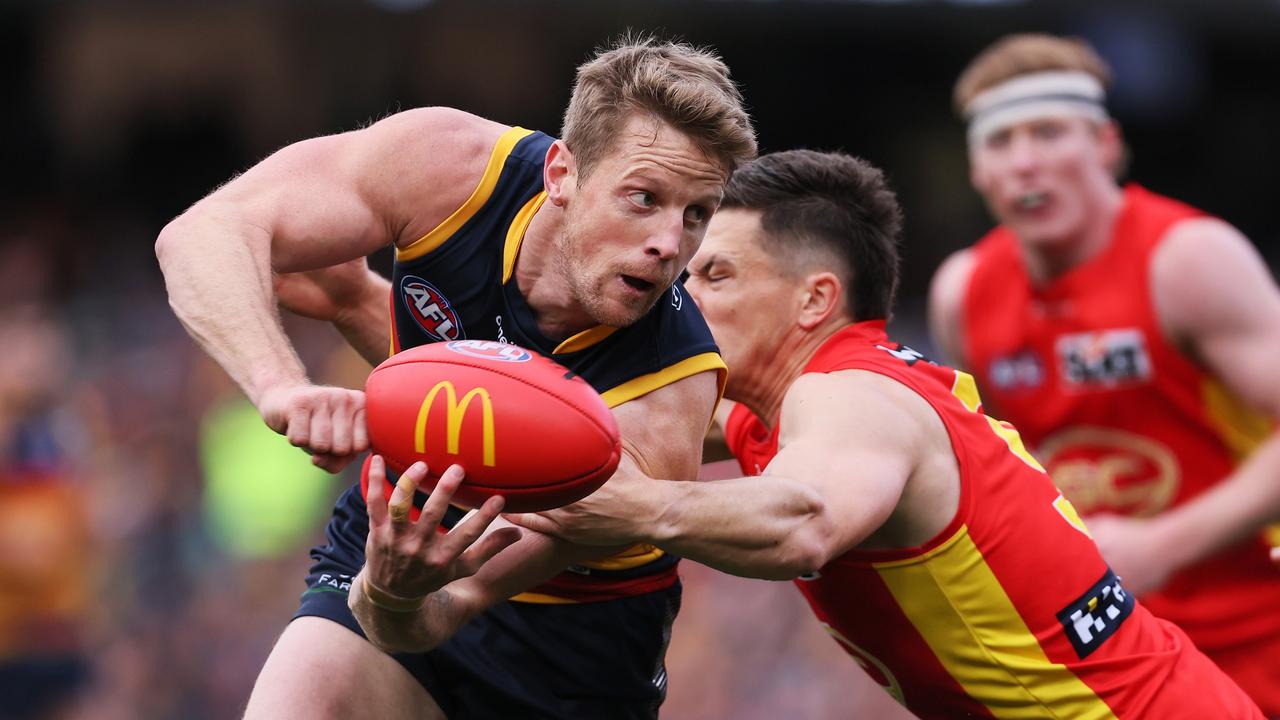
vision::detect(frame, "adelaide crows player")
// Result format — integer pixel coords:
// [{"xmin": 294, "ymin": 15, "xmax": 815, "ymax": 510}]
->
[{"xmin": 157, "ymin": 36, "xmax": 755, "ymax": 719}]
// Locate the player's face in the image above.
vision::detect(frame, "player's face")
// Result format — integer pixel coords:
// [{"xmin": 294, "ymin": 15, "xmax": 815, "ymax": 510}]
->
[
  {"xmin": 969, "ymin": 116, "xmax": 1119, "ymax": 249},
  {"xmin": 558, "ymin": 115, "xmax": 726, "ymax": 327},
  {"xmin": 685, "ymin": 208, "xmax": 798, "ymax": 400}
]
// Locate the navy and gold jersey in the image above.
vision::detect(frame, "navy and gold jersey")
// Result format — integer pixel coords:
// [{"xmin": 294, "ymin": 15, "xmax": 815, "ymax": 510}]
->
[{"xmin": 387, "ymin": 127, "xmax": 725, "ymax": 602}]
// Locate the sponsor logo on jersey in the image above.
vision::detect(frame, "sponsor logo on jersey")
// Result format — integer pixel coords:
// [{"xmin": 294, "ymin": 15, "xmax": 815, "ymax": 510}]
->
[
  {"xmin": 1038, "ymin": 427, "xmax": 1179, "ymax": 517},
  {"xmin": 987, "ymin": 350, "xmax": 1045, "ymax": 390},
  {"xmin": 1056, "ymin": 328, "xmax": 1152, "ymax": 389},
  {"xmin": 401, "ymin": 275, "xmax": 464, "ymax": 341},
  {"xmin": 875, "ymin": 343, "xmax": 930, "ymax": 366},
  {"xmin": 313, "ymin": 573, "xmax": 353, "ymax": 594},
  {"xmin": 670, "ymin": 284, "xmax": 684, "ymax": 311},
  {"xmin": 1057, "ymin": 568, "xmax": 1133, "ymax": 659},
  {"xmin": 446, "ymin": 339, "xmax": 531, "ymax": 363}
]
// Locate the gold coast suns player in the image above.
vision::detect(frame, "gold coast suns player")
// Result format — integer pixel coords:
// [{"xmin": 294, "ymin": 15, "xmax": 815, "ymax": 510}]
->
[
  {"xmin": 511, "ymin": 149, "xmax": 1265, "ymax": 719},
  {"xmin": 929, "ymin": 34, "xmax": 1280, "ymax": 713}
]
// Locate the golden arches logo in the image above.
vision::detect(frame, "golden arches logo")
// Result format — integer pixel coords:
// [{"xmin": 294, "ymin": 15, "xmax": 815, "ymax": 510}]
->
[{"xmin": 414, "ymin": 381, "xmax": 495, "ymax": 467}]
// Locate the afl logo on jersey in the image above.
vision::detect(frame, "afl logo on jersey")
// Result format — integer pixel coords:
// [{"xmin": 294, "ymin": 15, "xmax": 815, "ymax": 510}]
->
[
  {"xmin": 446, "ymin": 340, "xmax": 532, "ymax": 363},
  {"xmin": 401, "ymin": 275, "xmax": 464, "ymax": 342}
]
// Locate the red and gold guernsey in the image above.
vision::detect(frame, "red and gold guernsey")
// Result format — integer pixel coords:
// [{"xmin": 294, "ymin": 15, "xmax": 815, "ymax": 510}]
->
[
  {"xmin": 961, "ymin": 184, "xmax": 1280, "ymax": 693},
  {"xmin": 724, "ymin": 321, "xmax": 1262, "ymax": 719}
]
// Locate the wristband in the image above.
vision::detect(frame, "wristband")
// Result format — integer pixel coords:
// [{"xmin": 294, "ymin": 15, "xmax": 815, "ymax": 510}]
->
[{"xmin": 360, "ymin": 574, "xmax": 426, "ymax": 613}]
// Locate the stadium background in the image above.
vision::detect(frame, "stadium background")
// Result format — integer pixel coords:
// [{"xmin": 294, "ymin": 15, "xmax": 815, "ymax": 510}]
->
[{"xmin": 1, "ymin": 1, "xmax": 1277, "ymax": 717}]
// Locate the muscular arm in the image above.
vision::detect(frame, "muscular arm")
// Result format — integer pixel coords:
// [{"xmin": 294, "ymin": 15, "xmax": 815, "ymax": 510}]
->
[
  {"xmin": 350, "ymin": 370, "xmax": 720, "ymax": 653},
  {"xmin": 1141, "ymin": 218, "xmax": 1280, "ymax": 569},
  {"xmin": 156, "ymin": 107, "xmax": 499, "ymax": 463},
  {"xmin": 514, "ymin": 371, "xmax": 928, "ymax": 581}
]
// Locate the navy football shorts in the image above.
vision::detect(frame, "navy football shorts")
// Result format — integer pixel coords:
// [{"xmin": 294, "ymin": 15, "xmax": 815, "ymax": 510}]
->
[{"xmin": 295, "ymin": 482, "xmax": 681, "ymax": 720}]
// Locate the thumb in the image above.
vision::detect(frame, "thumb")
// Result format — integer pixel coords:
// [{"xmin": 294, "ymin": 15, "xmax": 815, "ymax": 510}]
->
[{"xmin": 502, "ymin": 512, "xmax": 558, "ymax": 534}]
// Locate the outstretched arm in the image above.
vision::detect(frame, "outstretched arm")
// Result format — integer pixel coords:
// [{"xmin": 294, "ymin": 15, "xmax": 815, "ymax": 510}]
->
[{"xmin": 511, "ymin": 371, "xmax": 924, "ymax": 580}]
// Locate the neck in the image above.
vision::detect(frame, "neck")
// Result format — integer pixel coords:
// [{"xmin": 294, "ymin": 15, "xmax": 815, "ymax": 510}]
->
[
  {"xmin": 1022, "ymin": 182, "xmax": 1124, "ymax": 285},
  {"xmin": 513, "ymin": 203, "xmax": 594, "ymax": 341},
  {"xmin": 738, "ymin": 320, "xmax": 849, "ymax": 430}
]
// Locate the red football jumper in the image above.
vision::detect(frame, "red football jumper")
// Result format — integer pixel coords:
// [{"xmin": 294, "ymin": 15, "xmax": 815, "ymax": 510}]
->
[
  {"xmin": 962, "ymin": 184, "xmax": 1280, "ymax": 710},
  {"xmin": 724, "ymin": 321, "xmax": 1261, "ymax": 719}
]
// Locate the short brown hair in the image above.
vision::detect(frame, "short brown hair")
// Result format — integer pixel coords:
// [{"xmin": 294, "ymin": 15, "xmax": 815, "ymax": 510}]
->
[
  {"xmin": 954, "ymin": 34, "xmax": 1112, "ymax": 115},
  {"xmin": 562, "ymin": 34, "xmax": 757, "ymax": 179},
  {"xmin": 723, "ymin": 150, "xmax": 903, "ymax": 322}
]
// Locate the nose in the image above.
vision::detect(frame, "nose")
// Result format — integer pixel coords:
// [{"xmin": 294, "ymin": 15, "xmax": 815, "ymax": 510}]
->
[
  {"xmin": 1007, "ymin": 131, "xmax": 1040, "ymax": 174},
  {"xmin": 644, "ymin": 212, "xmax": 684, "ymax": 261}
]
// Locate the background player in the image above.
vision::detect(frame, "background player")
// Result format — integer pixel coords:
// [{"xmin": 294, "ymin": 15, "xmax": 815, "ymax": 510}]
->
[
  {"xmin": 928, "ymin": 33, "xmax": 1280, "ymax": 712},
  {"xmin": 510, "ymin": 149, "xmax": 1263, "ymax": 718},
  {"xmin": 156, "ymin": 36, "xmax": 755, "ymax": 719}
]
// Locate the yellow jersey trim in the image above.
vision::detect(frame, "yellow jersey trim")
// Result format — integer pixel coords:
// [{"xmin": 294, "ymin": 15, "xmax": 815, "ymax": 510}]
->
[
  {"xmin": 875, "ymin": 525, "xmax": 1116, "ymax": 719},
  {"xmin": 501, "ymin": 190, "xmax": 547, "ymax": 283},
  {"xmin": 396, "ymin": 126, "xmax": 536, "ymax": 262},
  {"xmin": 553, "ymin": 326, "xmax": 619, "ymax": 355},
  {"xmin": 600, "ymin": 352, "xmax": 727, "ymax": 410},
  {"xmin": 509, "ymin": 591, "xmax": 580, "ymax": 605},
  {"xmin": 1202, "ymin": 377, "xmax": 1273, "ymax": 462}
]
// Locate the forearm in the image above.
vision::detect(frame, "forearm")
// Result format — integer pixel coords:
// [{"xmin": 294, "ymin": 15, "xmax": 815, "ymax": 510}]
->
[
  {"xmin": 157, "ymin": 211, "xmax": 306, "ymax": 403},
  {"xmin": 333, "ymin": 272, "xmax": 393, "ymax": 366},
  {"xmin": 650, "ymin": 475, "xmax": 830, "ymax": 580},
  {"xmin": 1153, "ymin": 431, "xmax": 1280, "ymax": 568}
]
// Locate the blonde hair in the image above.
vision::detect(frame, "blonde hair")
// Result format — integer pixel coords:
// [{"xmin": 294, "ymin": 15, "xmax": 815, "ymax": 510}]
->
[
  {"xmin": 954, "ymin": 34, "xmax": 1112, "ymax": 115},
  {"xmin": 562, "ymin": 34, "xmax": 757, "ymax": 179}
]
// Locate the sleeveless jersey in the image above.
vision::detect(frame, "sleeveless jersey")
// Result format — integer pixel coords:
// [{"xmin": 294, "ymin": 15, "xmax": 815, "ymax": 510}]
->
[
  {"xmin": 961, "ymin": 184, "xmax": 1280, "ymax": 656},
  {"xmin": 384, "ymin": 126, "xmax": 726, "ymax": 603},
  {"xmin": 724, "ymin": 321, "xmax": 1262, "ymax": 719}
]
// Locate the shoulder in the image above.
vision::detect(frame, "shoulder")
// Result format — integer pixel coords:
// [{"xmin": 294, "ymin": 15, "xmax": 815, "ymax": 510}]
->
[
  {"xmin": 352, "ymin": 108, "xmax": 514, "ymax": 246},
  {"xmin": 1151, "ymin": 216, "xmax": 1268, "ymax": 339},
  {"xmin": 927, "ymin": 248, "xmax": 976, "ymax": 365},
  {"xmin": 782, "ymin": 369, "xmax": 929, "ymax": 446}
]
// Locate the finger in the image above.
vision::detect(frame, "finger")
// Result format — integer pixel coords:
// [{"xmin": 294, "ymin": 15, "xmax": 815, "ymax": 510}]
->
[
  {"xmin": 351, "ymin": 406, "xmax": 370, "ymax": 454},
  {"xmin": 417, "ymin": 464, "xmax": 465, "ymax": 530},
  {"xmin": 313, "ymin": 452, "xmax": 356, "ymax": 474},
  {"xmin": 455, "ymin": 526, "xmax": 523, "ymax": 579},
  {"xmin": 308, "ymin": 401, "xmax": 333, "ymax": 454},
  {"xmin": 286, "ymin": 402, "xmax": 311, "ymax": 448},
  {"xmin": 388, "ymin": 461, "xmax": 426, "ymax": 523},
  {"xmin": 330, "ymin": 401, "xmax": 353, "ymax": 457},
  {"xmin": 441, "ymin": 495, "xmax": 506, "ymax": 556},
  {"xmin": 366, "ymin": 455, "xmax": 388, "ymax": 528}
]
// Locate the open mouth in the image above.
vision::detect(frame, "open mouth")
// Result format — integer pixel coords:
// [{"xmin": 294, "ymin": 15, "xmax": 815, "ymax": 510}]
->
[{"xmin": 621, "ymin": 274, "xmax": 655, "ymax": 292}]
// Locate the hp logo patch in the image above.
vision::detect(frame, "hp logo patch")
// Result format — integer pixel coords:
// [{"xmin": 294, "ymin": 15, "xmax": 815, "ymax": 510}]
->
[
  {"xmin": 1057, "ymin": 568, "xmax": 1133, "ymax": 659},
  {"xmin": 447, "ymin": 340, "xmax": 532, "ymax": 363}
]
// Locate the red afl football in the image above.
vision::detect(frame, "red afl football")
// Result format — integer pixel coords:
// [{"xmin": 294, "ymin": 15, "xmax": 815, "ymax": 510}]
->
[{"xmin": 364, "ymin": 340, "xmax": 621, "ymax": 512}]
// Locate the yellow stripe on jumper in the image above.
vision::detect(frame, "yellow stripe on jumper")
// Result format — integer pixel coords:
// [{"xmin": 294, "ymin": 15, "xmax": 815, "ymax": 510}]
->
[
  {"xmin": 875, "ymin": 526, "xmax": 1116, "ymax": 719},
  {"xmin": 397, "ymin": 126, "xmax": 535, "ymax": 262}
]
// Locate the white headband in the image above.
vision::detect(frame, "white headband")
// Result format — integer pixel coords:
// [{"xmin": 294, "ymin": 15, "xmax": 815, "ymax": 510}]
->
[{"xmin": 964, "ymin": 71, "xmax": 1108, "ymax": 146}]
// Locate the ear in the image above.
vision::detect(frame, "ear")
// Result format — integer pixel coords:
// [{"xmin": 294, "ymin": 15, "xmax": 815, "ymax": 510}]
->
[
  {"xmin": 797, "ymin": 271, "xmax": 844, "ymax": 330},
  {"xmin": 544, "ymin": 140, "xmax": 577, "ymax": 207}
]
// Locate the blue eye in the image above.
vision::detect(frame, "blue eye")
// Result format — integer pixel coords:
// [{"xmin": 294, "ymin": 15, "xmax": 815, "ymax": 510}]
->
[{"xmin": 629, "ymin": 191, "xmax": 655, "ymax": 208}]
